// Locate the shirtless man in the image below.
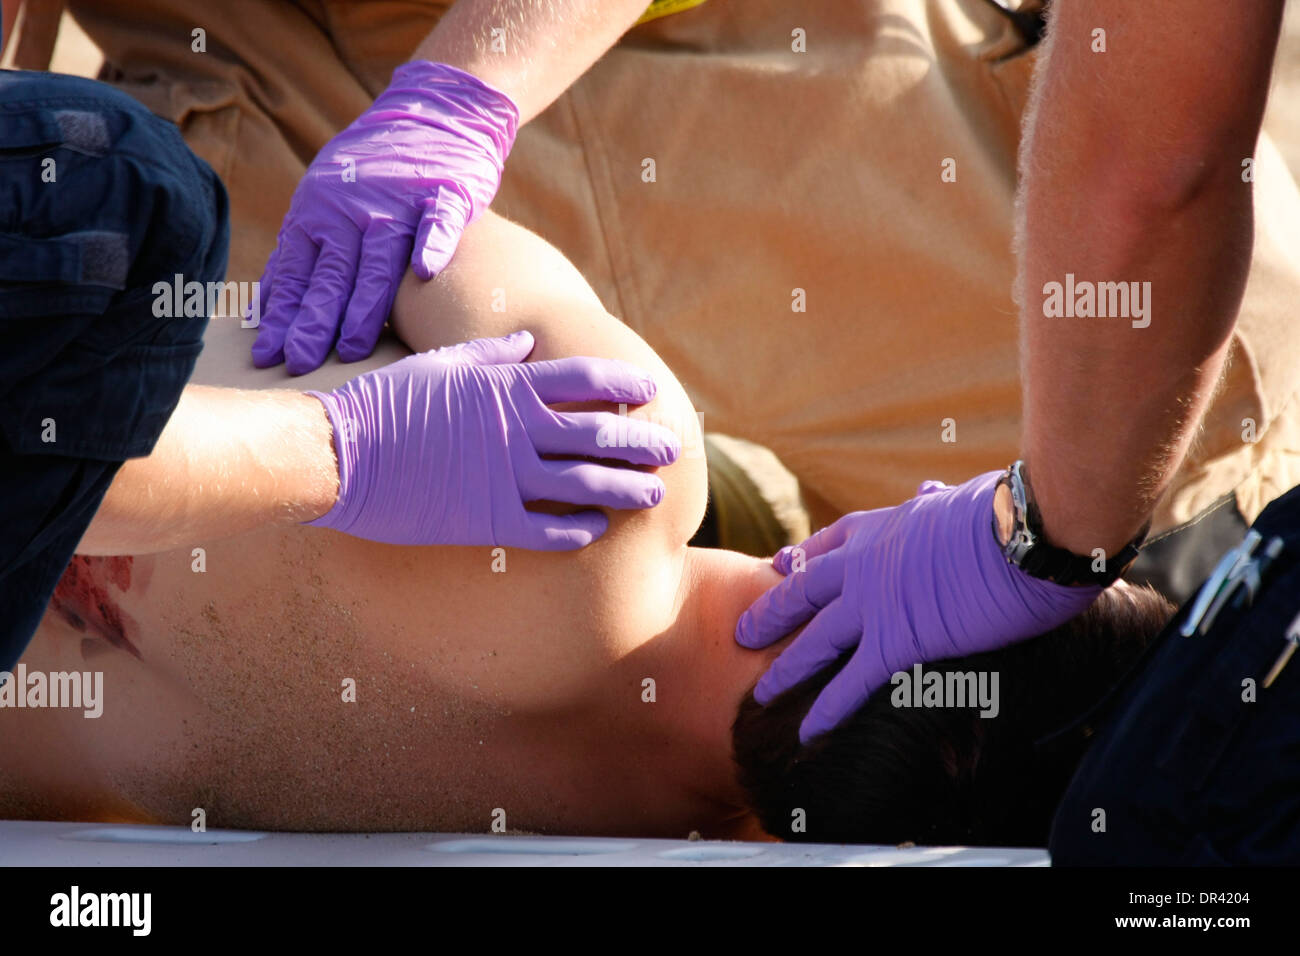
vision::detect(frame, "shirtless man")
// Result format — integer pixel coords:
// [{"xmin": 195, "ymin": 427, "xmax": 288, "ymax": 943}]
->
[
  {"xmin": 0, "ymin": 210, "xmax": 784, "ymax": 838},
  {"xmin": 1, "ymin": 211, "xmax": 1173, "ymax": 843}
]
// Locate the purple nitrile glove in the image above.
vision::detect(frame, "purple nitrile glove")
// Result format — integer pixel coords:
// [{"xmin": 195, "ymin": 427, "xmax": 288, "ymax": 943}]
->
[
  {"xmin": 306, "ymin": 331, "xmax": 681, "ymax": 549},
  {"xmin": 734, "ymin": 471, "xmax": 1101, "ymax": 743},
  {"xmin": 252, "ymin": 60, "xmax": 519, "ymax": 375}
]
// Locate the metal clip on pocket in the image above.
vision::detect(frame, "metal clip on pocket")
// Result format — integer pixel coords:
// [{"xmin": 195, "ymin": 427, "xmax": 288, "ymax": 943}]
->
[
  {"xmin": 1180, "ymin": 531, "xmax": 1263, "ymax": 637},
  {"xmin": 1262, "ymin": 610, "xmax": 1300, "ymax": 690},
  {"xmin": 1179, "ymin": 529, "xmax": 1296, "ymax": 688}
]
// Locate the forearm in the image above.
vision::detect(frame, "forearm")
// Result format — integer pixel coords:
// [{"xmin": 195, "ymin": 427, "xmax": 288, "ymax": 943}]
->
[
  {"xmin": 1017, "ymin": 0, "xmax": 1284, "ymax": 556},
  {"xmin": 1020, "ymin": 163, "xmax": 1242, "ymax": 555},
  {"xmin": 78, "ymin": 387, "xmax": 338, "ymax": 555},
  {"xmin": 1, "ymin": 1, "xmax": 18, "ymax": 58},
  {"xmin": 411, "ymin": 0, "xmax": 648, "ymax": 121}
]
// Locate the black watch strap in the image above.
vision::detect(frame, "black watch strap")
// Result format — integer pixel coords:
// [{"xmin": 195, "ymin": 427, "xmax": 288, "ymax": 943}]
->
[{"xmin": 995, "ymin": 461, "xmax": 1148, "ymax": 587}]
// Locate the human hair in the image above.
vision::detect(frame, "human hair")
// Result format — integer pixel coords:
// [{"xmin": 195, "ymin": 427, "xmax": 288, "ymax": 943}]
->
[{"xmin": 731, "ymin": 583, "xmax": 1174, "ymax": 846}]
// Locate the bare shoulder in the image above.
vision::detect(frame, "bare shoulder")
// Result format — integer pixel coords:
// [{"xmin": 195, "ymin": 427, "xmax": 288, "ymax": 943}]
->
[{"xmin": 393, "ymin": 211, "xmax": 709, "ymax": 550}]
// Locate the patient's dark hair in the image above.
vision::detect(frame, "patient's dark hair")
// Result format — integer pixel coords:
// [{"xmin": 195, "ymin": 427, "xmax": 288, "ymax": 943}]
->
[{"xmin": 732, "ymin": 584, "xmax": 1174, "ymax": 847}]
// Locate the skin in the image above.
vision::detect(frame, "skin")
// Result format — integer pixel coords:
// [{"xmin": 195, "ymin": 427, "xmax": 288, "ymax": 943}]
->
[
  {"xmin": 76, "ymin": 386, "xmax": 340, "ymax": 556},
  {"xmin": 1, "ymin": 2, "xmax": 17, "ymax": 56},
  {"xmin": 1, "ymin": 0, "xmax": 644, "ymax": 112},
  {"xmin": 76, "ymin": 0, "xmax": 1283, "ymax": 645},
  {"xmin": 1018, "ymin": 0, "xmax": 1286, "ymax": 556},
  {"xmin": 79, "ymin": 0, "xmax": 652, "ymax": 554},
  {"xmin": 413, "ymin": 0, "xmax": 650, "ymax": 122},
  {"xmin": 0, "ymin": 212, "xmax": 784, "ymax": 839}
]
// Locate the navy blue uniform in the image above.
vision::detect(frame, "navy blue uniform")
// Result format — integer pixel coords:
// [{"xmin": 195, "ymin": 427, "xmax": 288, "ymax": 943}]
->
[
  {"xmin": 1051, "ymin": 484, "xmax": 1300, "ymax": 864},
  {"xmin": 0, "ymin": 70, "xmax": 228, "ymax": 670}
]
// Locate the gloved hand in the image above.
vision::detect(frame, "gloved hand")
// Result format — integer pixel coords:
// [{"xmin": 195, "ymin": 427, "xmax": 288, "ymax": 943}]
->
[
  {"xmin": 734, "ymin": 471, "xmax": 1101, "ymax": 743},
  {"xmin": 252, "ymin": 60, "xmax": 519, "ymax": 375},
  {"xmin": 306, "ymin": 331, "xmax": 680, "ymax": 549}
]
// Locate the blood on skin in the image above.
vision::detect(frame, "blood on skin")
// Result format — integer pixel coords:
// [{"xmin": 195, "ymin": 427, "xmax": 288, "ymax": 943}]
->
[{"xmin": 50, "ymin": 556, "xmax": 143, "ymax": 659}]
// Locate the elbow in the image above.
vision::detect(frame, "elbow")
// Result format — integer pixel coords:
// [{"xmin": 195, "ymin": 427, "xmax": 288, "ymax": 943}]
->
[
  {"xmin": 1090, "ymin": 116, "xmax": 1258, "ymax": 228},
  {"xmin": 1109, "ymin": 157, "xmax": 1244, "ymax": 226}
]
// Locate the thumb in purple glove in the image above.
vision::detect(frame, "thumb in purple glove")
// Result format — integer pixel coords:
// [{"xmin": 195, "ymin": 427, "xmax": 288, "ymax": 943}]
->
[
  {"xmin": 306, "ymin": 331, "xmax": 682, "ymax": 550},
  {"xmin": 412, "ymin": 185, "xmax": 474, "ymax": 280},
  {"xmin": 735, "ymin": 471, "xmax": 1101, "ymax": 743}
]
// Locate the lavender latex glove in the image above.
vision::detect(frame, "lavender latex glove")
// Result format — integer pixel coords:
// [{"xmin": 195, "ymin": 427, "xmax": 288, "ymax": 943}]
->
[
  {"xmin": 306, "ymin": 331, "xmax": 680, "ymax": 549},
  {"xmin": 252, "ymin": 61, "xmax": 519, "ymax": 375},
  {"xmin": 734, "ymin": 471, "xmax": 1101, "ymax": 743}
]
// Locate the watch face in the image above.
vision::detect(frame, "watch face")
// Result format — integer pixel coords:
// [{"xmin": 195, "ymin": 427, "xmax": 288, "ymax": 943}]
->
[{"xmin": 993, "ymin": 478, "xmax": 1016, "ymax": 548}]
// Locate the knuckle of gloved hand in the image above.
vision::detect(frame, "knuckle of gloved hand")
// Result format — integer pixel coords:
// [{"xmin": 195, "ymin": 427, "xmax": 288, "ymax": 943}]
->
[
  {"xmin": 502, "ymin": 366, "xmax": 538, "ymax": 400},
  {"xmin": 354, "ymin": 251, "xmax": 392, "ymax": 285},
  {"xmin": 317, "ymin": 268, "xmax": 356, "ymax": 300}
]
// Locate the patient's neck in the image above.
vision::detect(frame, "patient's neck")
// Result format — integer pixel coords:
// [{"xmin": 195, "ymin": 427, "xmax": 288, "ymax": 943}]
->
[{"xmin": 647, "ymin": 547, "xmax": 785, "ymax": 824}]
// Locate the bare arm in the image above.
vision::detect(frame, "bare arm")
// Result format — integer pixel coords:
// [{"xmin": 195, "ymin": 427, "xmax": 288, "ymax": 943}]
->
[
  {"xmin": 389, "ymin": 210, "xmax": 706, "ymax": 549},
  {"xmin": 1018, "ymin": 0, "xmax": 1285, "ymax": 555},
  {"xmin": 1, "ymin": 1, "xmax": 18, "ymax": 57},
  {"xmin": 79, "ymin": 211, "xmax": 699, "ymax": 556},
  {"xmin": 77, "ymin": 387, "xmax": 339, "ymax": 555},
  {"xmin": 1, "ymin": 0, "xmax": 61, "ymax": 67},
  {"xmin": 411, "ymin": 0, "xmax": 650, "ymax": 122}
]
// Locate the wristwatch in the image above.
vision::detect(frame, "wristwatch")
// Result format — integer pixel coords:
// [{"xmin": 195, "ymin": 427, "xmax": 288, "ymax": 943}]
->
[{"xmin": 991, "ymin": 460, "xmax": 1147, "ymax": 587}]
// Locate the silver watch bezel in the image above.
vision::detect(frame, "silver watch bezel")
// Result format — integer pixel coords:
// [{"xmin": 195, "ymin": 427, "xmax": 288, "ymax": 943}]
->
[{"xmin": 999, "ymin": 461, "xmax": 1037, "ymax": 566}]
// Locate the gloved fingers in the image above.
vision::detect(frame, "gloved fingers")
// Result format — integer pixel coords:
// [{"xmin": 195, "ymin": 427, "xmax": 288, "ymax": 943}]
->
[
  {"xmin": 252, "ymin": 234, "xmax": 317, "ymax": 368},
  {"xmin": 798, "ymin": 645, "xmax": 892, "ymax": 744},
  {"xmin": 734, "ymin": 549, "xmax": 847, "ymax": 649},
  {"xmin": 518, "ymin": 457, "xmax": 666, "ymax": 511},
  {"xmin": 411, "ymin": 184, "xmax": 474, "ymax": 280},
  {"xmin": 515, "ymin": 509, "xmax": 611, "ymax": 551},
  {"xmin": 337, "ymin": 218, "xmax": 411, "ymax": 363},
  {"xmin": 528, "ymin": 407, "xmax": 680, "ymax": 467},
  {"xmin": 429, "ymin": 330, "xmax": 534, "ymax": 366},
  {"xmin": 752, "ymin": 596, "xmax": 861, "ymax": 705},
  {"xmin": 283, "ymin": 231, "xmax": 364, "ymax": 375},
  {"xmin": 772, "ymin": 513, "xmax": 864, "ymax": 575},
  {"xmin": 519, "ymin": 356, "xmax": 658, "ymax": 406}
]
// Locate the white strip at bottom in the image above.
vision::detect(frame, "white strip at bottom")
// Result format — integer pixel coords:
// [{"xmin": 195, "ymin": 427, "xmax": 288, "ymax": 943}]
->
[{"xmin": 0, "ymin": 821, "xmax": 1050, "ymax": 867}]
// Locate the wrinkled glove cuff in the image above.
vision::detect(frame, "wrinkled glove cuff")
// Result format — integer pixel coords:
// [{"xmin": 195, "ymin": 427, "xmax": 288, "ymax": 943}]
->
[
  {"xmin": 391, "ymin": 60, "xmax": 520, "ymax": 163},
  {"xmin": 302, "ymin": 389, "xmax": 364, "ymax": 535}
]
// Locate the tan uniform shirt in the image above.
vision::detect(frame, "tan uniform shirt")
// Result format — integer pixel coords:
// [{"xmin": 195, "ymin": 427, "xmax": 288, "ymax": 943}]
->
[{"xmin": 66, "ymin": 0, "xmax": 1300, "ymax": 532}]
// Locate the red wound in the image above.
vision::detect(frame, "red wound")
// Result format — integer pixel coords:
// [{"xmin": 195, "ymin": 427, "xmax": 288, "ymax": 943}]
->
[{"xmin": 50, "ymin": 556, "xmax": 143, "ymax": 659}]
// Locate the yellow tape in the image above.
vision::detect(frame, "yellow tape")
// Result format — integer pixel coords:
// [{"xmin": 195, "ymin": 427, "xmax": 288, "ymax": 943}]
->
[{"xmin": 637, "ymin": 0, "xmax": 710, "ymax": 26}]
